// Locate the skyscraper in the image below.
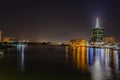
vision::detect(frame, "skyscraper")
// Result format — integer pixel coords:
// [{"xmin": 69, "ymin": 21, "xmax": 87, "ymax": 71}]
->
[{"xmin": 91, "ymin": 17, "xmax": 104, "ymax": 44}]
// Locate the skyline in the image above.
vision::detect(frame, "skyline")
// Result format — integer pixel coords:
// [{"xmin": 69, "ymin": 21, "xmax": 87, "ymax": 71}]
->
[{"xmin": 0, "ymin": 0, "xmax": 120, "ymax": 42}]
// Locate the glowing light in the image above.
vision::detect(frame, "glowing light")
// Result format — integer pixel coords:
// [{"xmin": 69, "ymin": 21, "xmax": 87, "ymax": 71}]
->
[
  {"xmin": 90, "ymin": 56, "xmax": 104, "ymax": 80},
  {"xmin": 86, "ymin": 47, "xmax": 89, "ymax": 63},
  {"xmin": 65, "ymin": 46, "xmax": 69, "ymax": 64},
  {"xmin": 114, "ymin": 50, "xmax": 119, "ymax": 72},
  {"xmin": 72, "ymin": 47, "xmax": 76, "ymax": 64},
  {"xmin": 70, "ymin": 39, "xmax": 89, "ymax": 47},
  {"xmin": 77, "ymin": 47, "xmax": 80, "ymax": 69},
  {"xmin": 100, "ymin": 48, "xmax": 105, "ymax": 66},
  {"xmin": 81, "ymin": 47, "xmax": 86, "ymax": 71},
  {"xmin": 89, "ymin": 48, "xmax": 94, "ymax": 65},
  {"xmin": 21, "ymin": 45, "xmax": 25, "ymax": 72},
  {"xmin": 105, "ymin": 48, "xmax": 110, "ymax": 65},
  {"xmin": 95, "ymin": 17, "xmax": 100, "ymax": 28},
  {"xmin": 17, "ymin": 43, "xmax": 25, "ymax": 72}
]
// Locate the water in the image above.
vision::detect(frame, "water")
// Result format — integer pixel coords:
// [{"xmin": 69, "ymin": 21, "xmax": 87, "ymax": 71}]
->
[{"xmin": 0, "ymin": 45, "xmax": 120, "ymax": 80}]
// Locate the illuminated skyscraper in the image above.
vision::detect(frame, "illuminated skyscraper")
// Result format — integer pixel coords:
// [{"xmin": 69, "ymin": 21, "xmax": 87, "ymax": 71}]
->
[{"xmin": 91, "ymin": 17, "xmax": 104, "ymax": 43}]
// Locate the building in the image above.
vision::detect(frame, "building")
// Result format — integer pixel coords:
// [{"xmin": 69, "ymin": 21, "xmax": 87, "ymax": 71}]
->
[
  {"xmin": 104, "ymin": 36, "xmax": 116, "ymax": 45},
  {"xmin": 2, "ymin": 37, "xmax": 18, "ymax": 43},
  {"xmin": 70, "ymin": 38, "xmax": 89, "ymax": 47},
  {"xmin": 91, "ymin": 17, "xmax": 104, "ymax": 45}
]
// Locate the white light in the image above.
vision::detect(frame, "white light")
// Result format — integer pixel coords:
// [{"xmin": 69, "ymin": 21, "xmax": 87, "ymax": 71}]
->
[
  {"xmin": 96, "ymin": 17, "xmax": 100, "ymax": 28},
  {"xmin": 21, "ymin": 46, "xmax": 25, "ymax": 72}
]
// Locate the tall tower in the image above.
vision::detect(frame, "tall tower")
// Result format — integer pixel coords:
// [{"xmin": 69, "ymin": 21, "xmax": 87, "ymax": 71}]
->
[{"xmin": 91, "ymin": 17, "xmax": 104, "ymax": 44}]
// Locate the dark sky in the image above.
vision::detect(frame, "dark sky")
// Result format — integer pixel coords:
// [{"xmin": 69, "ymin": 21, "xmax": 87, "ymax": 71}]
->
[{"xmin": 0, "ymin": 0, "xmax": 120, "ymax": 42}]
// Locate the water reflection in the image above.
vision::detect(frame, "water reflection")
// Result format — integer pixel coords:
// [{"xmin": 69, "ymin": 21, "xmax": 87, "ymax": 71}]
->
[
  {"xmin": 89, "ymin": 48, "xmax": 94, "ymax": 65},
  {"xmin": 70, "ymin": 46, "xmax": 87, "ymax": 72},
  {"xmin": 17, "ymin": 45, "xmax": 25, "ymax": 72},
  {"xmin": 65, "ymin": 46, "xmax": 69, "ymax": 64},
  {"xmin": 0, "ymin": 51, "xmax": 4, "ymax": 58},
  {"xmin": 69, "ymin": 47, "xmax": 120, "ymax": 80},
  {"xmin": 90, "ymin": 48, "xmax": 105, "ymax": 80}
]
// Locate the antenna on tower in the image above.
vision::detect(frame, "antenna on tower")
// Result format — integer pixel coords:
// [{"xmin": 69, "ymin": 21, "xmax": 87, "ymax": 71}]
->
[{"xmin": 95, "ymin": 17, "xmax": 100, "ymax": 28}]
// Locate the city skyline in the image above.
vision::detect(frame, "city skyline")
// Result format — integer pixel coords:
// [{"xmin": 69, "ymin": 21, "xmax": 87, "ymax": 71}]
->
[{"xmin": 0, "ymin": 0, "xmax": 120, "ymax": 42}]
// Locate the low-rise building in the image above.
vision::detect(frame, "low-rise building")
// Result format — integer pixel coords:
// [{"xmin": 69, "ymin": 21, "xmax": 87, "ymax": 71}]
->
[
  {"xmin": 104, "ymin": 36, "xmax": 116, "ymax": 45},
  {"xmin": 2, "ymin": 37, "xmax": 18, "ymax": 43},
  {"xmin": 70, "ymin": 39, "xmax": 89, "ymax": 47}
]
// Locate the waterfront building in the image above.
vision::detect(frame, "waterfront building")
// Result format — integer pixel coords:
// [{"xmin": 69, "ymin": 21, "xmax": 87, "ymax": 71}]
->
[
  {"xmin": 70, "ymin": 38, "xmax": 89, "ymax": 47},
  {"xmin": 104, "ymin": 36, "xmax": 116, "ymax": 45},
  {"xmin": 2, "ymin": 37, "xmax": 18, "ymax": 43},
  {"xmin": 91, "ymin": 17, "xmax": 104, "ymax": 45}
]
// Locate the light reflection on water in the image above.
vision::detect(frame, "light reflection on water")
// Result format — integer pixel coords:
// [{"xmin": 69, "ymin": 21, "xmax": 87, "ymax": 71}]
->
[
  {"xmin": 17, "ymin": 45, "xmax": 25, "ymax": 72},
  {"xmin": 67, "ymin": 46, "xmax": 120, "ymax": 80},
  {"xmin": 0, "ymin": 46, "xmax": 120, "ymax": 80}
]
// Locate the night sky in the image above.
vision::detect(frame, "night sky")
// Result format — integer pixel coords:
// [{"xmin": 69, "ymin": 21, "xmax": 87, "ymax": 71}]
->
[{"xmin": 0, "ymin": 0, "xmax": 120, "ymax": 42}]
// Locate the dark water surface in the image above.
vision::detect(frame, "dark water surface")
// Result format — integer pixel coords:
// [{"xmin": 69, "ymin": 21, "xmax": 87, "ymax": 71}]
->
[{"xmin": 0, "ymin": 45, "xmax": 120, "ymax": 80}]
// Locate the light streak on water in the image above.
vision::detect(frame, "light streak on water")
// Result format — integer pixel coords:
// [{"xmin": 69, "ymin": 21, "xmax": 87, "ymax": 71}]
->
[
  {"xmin": 21, "ymin": 45, "xmax": 25, "ymax": 72},
  {"xmin": 76, "ymin": 47, "xmax": 80, "ymax": 70},
  {"xmin": 86, "ymin": 47, "xmax": 89, "ymax": 65},
  {"xmin": 114, "ymin": 50, "xmax": 119, "ymax": 73},
  {"xmin": 17, "ymin": 44, "xmax": 25, "ymax": 72},
  {"xmin": 65, "ymin": 46, "xmax": 69, "ymax": 65},
  {"xmin": 100, "ymin": 48, "xmax": 105, "ymax": 67},
  {"xmin": 68, "ymin": 46, "xmax": 120, "ymax": 80},
  {"xmin": 89, "ymin": 48, "xmax": 94, "ymax": 65}
]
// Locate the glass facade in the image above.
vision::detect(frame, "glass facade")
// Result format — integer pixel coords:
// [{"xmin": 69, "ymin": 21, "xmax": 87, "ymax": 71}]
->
[{"xmin": 92, "ymin": 28, "xmax": 104, "ymax": 42}]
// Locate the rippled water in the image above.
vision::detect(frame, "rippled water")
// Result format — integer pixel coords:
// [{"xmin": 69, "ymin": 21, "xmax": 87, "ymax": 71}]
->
[
  {"xmin": 0, "ymin": 45, "xmax": 120, "ymax": 80},
  {"xmin": 69, "ymin": 46, "xmax": 120, "ymax": 80}
]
